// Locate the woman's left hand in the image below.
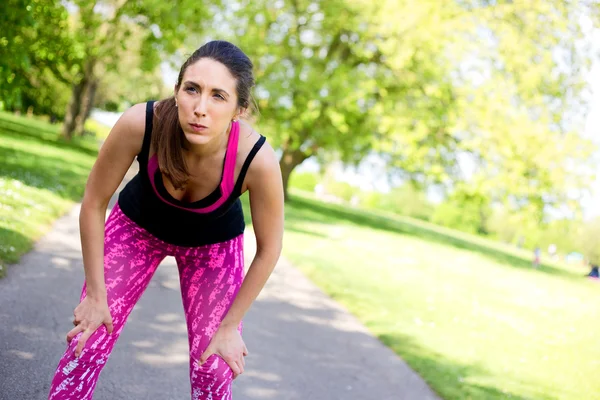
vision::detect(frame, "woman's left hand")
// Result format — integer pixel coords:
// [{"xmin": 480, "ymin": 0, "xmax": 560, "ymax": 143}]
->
[{"xmin": 199, "ymin": 325, "xmax": 248, "ymax": 379}]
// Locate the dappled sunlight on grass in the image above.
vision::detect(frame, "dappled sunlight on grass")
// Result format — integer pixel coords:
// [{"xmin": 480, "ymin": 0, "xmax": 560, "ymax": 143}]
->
[
  {"xmin": 0, "ymin": 133, "xmax": 94, "ymax": 200},
  {"xmin": 0, "ymin": 111, "xmax": 100, "ymax": 155},
  {"xmin": 0, "ymin": 178, "xmax": 70, "ymax": 268},
  {"xmin": 0, "ymin": 115, "xmax": 97, "ymax": 273}
]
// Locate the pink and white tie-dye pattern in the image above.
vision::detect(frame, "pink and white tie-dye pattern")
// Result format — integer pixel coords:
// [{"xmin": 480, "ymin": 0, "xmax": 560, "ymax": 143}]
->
[{"xmin": 48, "ymin": 203, "xmax": 244, "ymax": 400}]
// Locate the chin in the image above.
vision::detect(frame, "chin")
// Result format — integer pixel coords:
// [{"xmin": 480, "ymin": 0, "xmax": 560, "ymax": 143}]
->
[{"xmin": 183, "ymin": 132, "xmax": 214, "ymax": 145}]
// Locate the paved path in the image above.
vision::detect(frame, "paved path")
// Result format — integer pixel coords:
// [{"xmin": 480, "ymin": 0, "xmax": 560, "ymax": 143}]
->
[{"xmin": 0, "ymin": 168, "xmax": 440, "ymax": 400}]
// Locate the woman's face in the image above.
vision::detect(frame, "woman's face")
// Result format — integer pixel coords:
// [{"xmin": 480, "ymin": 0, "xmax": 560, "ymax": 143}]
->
[{"xmin": 175, "ymin": 58, "xmax": 240, "ymax": 146}]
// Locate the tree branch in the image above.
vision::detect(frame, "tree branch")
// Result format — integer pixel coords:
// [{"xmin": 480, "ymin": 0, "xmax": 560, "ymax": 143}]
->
[{"xmin": 98, "ymin": 0, "xmax": 133, "ymax": 51}]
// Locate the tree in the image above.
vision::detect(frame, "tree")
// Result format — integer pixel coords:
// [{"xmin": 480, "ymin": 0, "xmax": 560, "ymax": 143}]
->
[
  {"xmin": 58, "ymin": 0, "xmax": 217, "ymax": 139},
  {"xmin": 94, "ymin": 24, "xmax": 171, "ymax": 114},
  {"xmin": 0, "ymin": 0, "xmax": 76, "ymax": 113},
  {"xmin": 580, "ymin": 217, "xmax": 600, "ymax": 265},
  {"xmin": 210, "ymin": 0, "xmax": 399, "ymax": 200},
  {"xmin": 208, "ymin": 0, "xmax": 599, "ymax": 215},
  {"xmin": 381, "ymin": 0, "xmax": 600, "ymax": 222}
]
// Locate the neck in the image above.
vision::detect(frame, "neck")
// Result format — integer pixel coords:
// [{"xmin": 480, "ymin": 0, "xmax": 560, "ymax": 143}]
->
[{"xmin": 184, "ymin": 123, "xmax": 231, "ymax": 159}]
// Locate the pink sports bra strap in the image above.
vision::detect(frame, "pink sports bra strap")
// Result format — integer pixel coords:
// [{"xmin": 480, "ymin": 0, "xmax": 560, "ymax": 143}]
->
[
  {"xmin": 220, "ymin": 120, "xmax": 239, "ymax": 196},
  {"xmin": 147, "ymin": 119, "xmax": 241, "ymax": 214}
]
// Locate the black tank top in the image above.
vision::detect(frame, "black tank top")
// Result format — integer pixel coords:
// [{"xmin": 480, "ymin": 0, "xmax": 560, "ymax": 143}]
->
[{"xmin": 118, "ymin": 101, "xmax": 266, "ymax": 246}]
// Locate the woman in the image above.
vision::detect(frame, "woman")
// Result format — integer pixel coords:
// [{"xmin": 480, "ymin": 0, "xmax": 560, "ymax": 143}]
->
[{"xmin": 48, "ymin": 40, "xmax": 284, "ymax": 400}]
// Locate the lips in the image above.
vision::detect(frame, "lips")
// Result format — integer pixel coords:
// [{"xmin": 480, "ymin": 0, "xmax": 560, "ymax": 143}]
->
[{"xmin": 189, "ymin": 123, "xmax": 208, "ymax": 132}]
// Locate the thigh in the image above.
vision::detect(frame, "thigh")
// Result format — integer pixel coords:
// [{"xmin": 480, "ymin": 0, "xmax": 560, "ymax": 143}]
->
[
  {"xmin": 77, "ymin": 204, "xmax": 168, "ymax": 351},
  {"xmin": 175, "ymin": 234, "xmax": 245, "ymax": 360}
]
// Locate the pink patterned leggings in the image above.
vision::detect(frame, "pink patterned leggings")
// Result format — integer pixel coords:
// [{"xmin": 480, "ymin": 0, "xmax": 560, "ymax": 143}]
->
[{"xmin": 48, "ymin": 203, "xmax": 245, "ymax": 400}]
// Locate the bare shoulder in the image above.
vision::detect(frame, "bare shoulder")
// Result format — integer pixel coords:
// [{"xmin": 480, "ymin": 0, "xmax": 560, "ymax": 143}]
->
[
  {"xmin": 237, "ymin": 121, "xmax": 280, "ymax": 192},
  {"xmin": 103, "ymin": 102, "xmax": 148, "ymax": 156},
  {"xmin": 238, "ymin": 121, "xmax": 278, "ymax": 171},
  {"xmin": 118, "ymin": 102, "xmax": 148, "ymax": 138},
  {"xmin": 248, "ymin": 138, "xmax": 278, "ymax": 172}
]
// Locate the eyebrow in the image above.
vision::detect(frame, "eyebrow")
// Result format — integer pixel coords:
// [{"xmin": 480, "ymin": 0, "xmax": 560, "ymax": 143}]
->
[{"xmin": 183, "ymin": 81, "xmax": 230, "ymax": 98}]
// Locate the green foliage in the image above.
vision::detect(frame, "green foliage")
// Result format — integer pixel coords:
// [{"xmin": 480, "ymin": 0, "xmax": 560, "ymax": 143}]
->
[
  {"xmin": 483, "ymin": 208, "xmax": 600, "ymax": 263},
  {"xmin": 93, "ymin": 24, "xmax": 172, "ymax": 112},
  {"xmin": 437, "ymin": 2, "xmax": 599, "ymax": 222},
  {"xmin": 486, "ymin": 209, "xmax": 526, "ymax": 245},
  {"xmin": 0, "ymin": 0, "xmax": 76, "ymax": 111},
  {"xmin": 360, "ymin": 191, "xmax": 383, "ymax": 209},
  {"xmin": 538, "ymin": 220, "xmax": 581, "ymax": 256},
  {"xmin": 289, "ymin": 171, "xmax": 319, "ymax": 192},
  {"xmin": 2, "ymin": 0, "xmax": 217, "ymax": 134},
  {"xmin": 19, "ymin": 68, "xmax": 71, "ymax": 119},
  {"xmin": 362, "ymin": 185, "xmax": 435, "ymax": 222},
  {"xmin": 205, "ymin": 0, "xmax": 599, "ymax": 218},
  {"xmin": 581, "ymin": 218, "xmax": 600, "ymax": 265},
  {"xmin": 2, "ymin": 0, "xmax": 598, "ymax": 226},
  {"xmin": 431, "ymin": 202, "xmax": 482, "ymax": 235},
  {"xmin": 324, "ymin": 181, "xmax": 355, "ymax": 202},
  {"xmin": 210, "ymin": 0, "xmax": 397, "ymax": 195},
  {"xmin": 69, "ymin": 0, "xmax": 215, "ymax": 85}
]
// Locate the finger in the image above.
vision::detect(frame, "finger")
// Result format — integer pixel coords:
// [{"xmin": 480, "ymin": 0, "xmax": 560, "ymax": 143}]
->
[
  {"xmin": 198, "ymin": 347, "xmax": 214, "ymax": 366},
  {"xmin": 104, "ymin": 318, "xmax": 114, "ymax": 335},
  {"xmin": 232, "ymin": 360, "xmax": 243, "ymax": 380},
  {"xmin": 230, "ymin": 359, "xmax": 242, "ymax": 378},
  {"xmin": 66, "ymin": 324, "xmax": 84, "ymax": 343},
  {"xmin": 75, "ymin": 328, "xmax": 93, "ymax": 357}
]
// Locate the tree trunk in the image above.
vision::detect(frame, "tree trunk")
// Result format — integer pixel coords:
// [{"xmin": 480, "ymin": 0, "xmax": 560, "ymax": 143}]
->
[
  {"xmin": 478, "ymin": 206, "xmax": 489, "ymax": 235},
  {"xmin": 61, "ymin": 80, "xmax": 85, "ymax": 140},
  {"xmin": 75, "ymin": 78, "xmax": 98, "ymax": 136},
  {"xmin": 279, "ymin": 145, "xmax": 309, "ymax": 202},
  {"xmin": 62, "ymin": 58, "xmax": 96, "ymax": 140}
]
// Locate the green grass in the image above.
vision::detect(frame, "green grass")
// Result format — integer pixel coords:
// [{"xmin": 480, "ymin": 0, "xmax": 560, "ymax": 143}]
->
[
  {"xmin": 0, "ymin": 111, "xmax": 98, "ymax": 276},
  {"xmin": 275, "ymin": 192, "xmax": 600, "ymax": 400}
]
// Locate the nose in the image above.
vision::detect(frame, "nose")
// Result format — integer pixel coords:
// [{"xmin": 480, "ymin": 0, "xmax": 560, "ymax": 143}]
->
[{"xmin": 194, "ymin": 95, "xmax": 208, "ymax": 117}]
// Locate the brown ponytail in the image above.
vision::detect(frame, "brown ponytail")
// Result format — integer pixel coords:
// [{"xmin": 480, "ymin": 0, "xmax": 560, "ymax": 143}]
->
[{"xmin": 151, "ymin": 97, "xmax": 189, "ymax": 190}]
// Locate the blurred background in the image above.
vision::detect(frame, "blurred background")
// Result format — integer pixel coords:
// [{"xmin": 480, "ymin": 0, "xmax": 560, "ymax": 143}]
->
[{"xmin": 1, "ymin": 1, "xmax": 600, "ymax": 399}]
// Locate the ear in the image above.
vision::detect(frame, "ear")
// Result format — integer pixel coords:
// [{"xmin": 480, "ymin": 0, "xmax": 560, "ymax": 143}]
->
[
  {"xmin": 235, "ymin": 107, "xmax": 247, "ymax": 120},
  {"xmin": 173, "ymin": 84, "xmax": 178, "ymax": 98}
]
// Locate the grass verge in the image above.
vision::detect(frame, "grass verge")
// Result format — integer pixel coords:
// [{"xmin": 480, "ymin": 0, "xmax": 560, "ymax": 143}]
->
[
  {"xmin": 276, "ymin": 191, "xmax": 598, "ymax": 400},
  {"xmin": 0, "ymin": 112, "xmax": 99, "ymax": 276}
]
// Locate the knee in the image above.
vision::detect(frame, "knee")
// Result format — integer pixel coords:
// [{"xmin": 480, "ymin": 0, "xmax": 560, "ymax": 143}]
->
[
  {"xmin": 67, "ymin": 329, "xmax": 114, "ymax": 364},
  {"xmin": 191, "ymin": 355, "xmax": 233, "ymax": 398}
]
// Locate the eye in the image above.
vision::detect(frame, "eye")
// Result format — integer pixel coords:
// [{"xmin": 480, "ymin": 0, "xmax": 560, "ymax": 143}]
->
[
  {"xmin": 185, "ymin": 87, "xmax": 198, "ymax": 93},
  {"xmin": 214, "ymin": 93, "xmax": 225, "ymax": 101}
]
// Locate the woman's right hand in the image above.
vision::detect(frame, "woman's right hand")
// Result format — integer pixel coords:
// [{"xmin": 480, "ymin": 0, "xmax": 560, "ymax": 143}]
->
[{"xmin": 66, "ymin": 296, "xmax": 114, "ymax": 357}]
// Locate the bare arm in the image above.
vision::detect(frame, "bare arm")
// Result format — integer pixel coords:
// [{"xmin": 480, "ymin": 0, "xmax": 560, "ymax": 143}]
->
[
  {"xmin": 67, "ymin": 103, "xmax": 147, "ymax": 356},
  {"xmin": 79, "ymin": 103, "xmax": 147, "ymax": 300},
  {"xmin": 220, "ymin": 141, "xmax": 284, "ymax": 329},
  {"xmin": 194, "ymin": 140, "xmax": 284, "ymax": 376}
]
